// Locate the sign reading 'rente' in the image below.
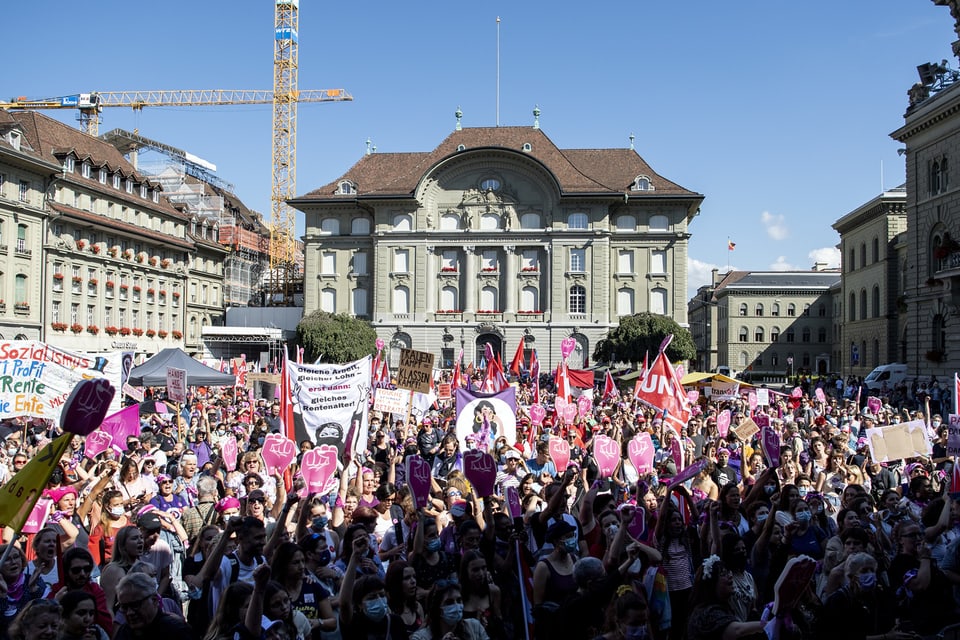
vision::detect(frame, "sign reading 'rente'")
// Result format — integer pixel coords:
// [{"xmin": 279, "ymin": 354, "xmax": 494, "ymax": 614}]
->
[{"xmin": 396, "ymin": 348, "xmax": 434, "ymax": 394}]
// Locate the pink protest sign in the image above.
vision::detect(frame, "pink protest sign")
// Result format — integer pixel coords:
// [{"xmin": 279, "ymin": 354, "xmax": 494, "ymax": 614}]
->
[
  {"xmin": 529, "ymin": 404, "xmax": 546, "ymax": 425},
  {"xmin": 463, "ymin": 449, "xmax": 497, "ymax": 498},
  {"xmin": 628, "ymin": 433, "xmax": 655, "ymax": 475},
  {"xmin": 375, "ymin": 338, "xmax": 385, "ymax": 351},
  {"xmin": 405, "ymin": 455, "xmax": 433, "ymax": 510},
  {"xmin": 83, "ymin": 430, "xmax": 113, "ymax": 460},
  {"xmin": 300, "ymin": 445, "xmax": 339, "ymax": 494},
  {"xmin": 670, "ymin": 436, "xmax": 685, "ymax": 472},
  {"xmin": 748, "ymin": 392, "xmax": 758, "ymax": 413},
  {"xmin": 505, "ymin": 486, "xmax": 522, "ymax": 520},
  {"xmin": 555, "ymin": 396, "xmax": 569, "ymax": 417},
  {"xmin": 675, "ymin": 364, "xmax": 685, "ymax": 380},
  {"xmin": 560, "ymin": 337, "xmax": 577, "ymax": 360},
  {"xmin": 666, "ymin": 458, "xmax": 708, "ymax": 489},
  {"xmin": 815, "ymin": 388, "xmax": 826, "ymax": 403},
  {"xmin": 22, "ymin": 497, "xmax": 52, "ymax": 535},
  {"xmin": 624, "ymin": 505, "xmax": 646, "ymax": 540},
  {"xmin": 761, "ymin": 427, "xmax": 780, "ymax": 468},
  {"xmin": 716, "ymin": 409, "xmax": 731, "ymax": 438},
  {"xmin": 867, "ymin": 396, "xmax": 882, "ymax": 414},
  {"xmin": 754, "ymin": 413, "xmax": 770, "ymax": 429},
  {"xmin": 593, "ymin": 435, "xmax": 620, "ymax": 478},
  {"xmin": 548, "ymin": 436, "xmax": 571, "ymax": 473},
  {"xmin": 774, "ymin": 556, "xmax": 818, "ymax": 615},
  {"xmin": 687, "ymin": 390, "xmax": 700, "ymax": 405},
  {"xmin": 61, "ymin": 378, "xmax": 116, "ymax": 436},
  {"xmin": 561, "ymin": 404, "xmax": 577, "ymax": 425},
  {"xmin": 577, "ymin": 395, "xmax": 592, "ymax": 417},
  {"xmin": 791, "ymin": 387, "xmax": 803, "ymax": 399},
  {"xmin": 262, "ymin": 433, "xmax": 298, "ymax": 476},
  {"xmin": 221, "ymin": 435, "xmax": 238, "ymax": 472}
]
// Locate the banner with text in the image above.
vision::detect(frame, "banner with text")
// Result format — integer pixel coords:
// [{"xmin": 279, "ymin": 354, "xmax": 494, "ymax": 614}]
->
[
  {"xmin": 0, "ymin": 342, "xmax": 125, "ymax": 421},
  {"xmin": 289, "ymin": 356, "xmax": 371, "ymax": 464}
]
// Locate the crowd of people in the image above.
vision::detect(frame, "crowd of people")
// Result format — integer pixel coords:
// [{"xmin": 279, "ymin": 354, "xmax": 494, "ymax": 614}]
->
[{"xmin": 0, "ymin": 371, "xmax": 957, "ymax": 640}]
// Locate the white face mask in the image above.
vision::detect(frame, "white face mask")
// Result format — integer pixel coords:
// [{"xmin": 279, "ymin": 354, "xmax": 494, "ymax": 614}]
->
[{"xmin": 109, "ymin": 506, "xmax": 125, "ymax": 518}]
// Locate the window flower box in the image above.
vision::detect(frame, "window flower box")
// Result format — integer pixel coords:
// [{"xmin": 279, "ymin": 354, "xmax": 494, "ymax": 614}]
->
[
  {"xmin": 91, "ymin": 245, "xmax": 101, "ymax": 254},
  {"xmin": 145, "ymin": 329, "xmax": 156, "ymax": 338},
  {"xmin": 521, "ymin": 266, "xmax": 539, "ymax": 272},
  {"xmin": 76, "ymin": 240, "xmax": 87, "ymax": 250},
  {"xmin": 14, "ymin": 302, "xmax": 29, "ymax": 311},
  {"xmin": 70, "ymin": 323, "xmax": 84, "ymax": 334},
  {"xmin": 123, "ymin": 249, "xmax": 133, "ymax": 260},
  {"xmin": 159, "ymin": 289, "xmax": 167, "ymax": 296},
  {"xmin": 133, "ymin": 285, "xmax": 142, "ymax": 292},
  {"xmin": 71, "ymin": 276, "xmax": 83, "ymax": 284},
  {"xmin": 119, "ymin": 327, "xmax": 132, "ymax": 336},
  {"xmin": 158, "ymin": 330, "xmax": 168, "ymax": 339},
  {"xmin": 149, "ymin": 257, "xmax": 159, "ymax": 266},
  {"xmin": 147, "ymin": 288, "xmax": 156, "ymax": 295},
  {"xmin": 105, "ymin": 326, "xmax": 119, "ymax": 336},
  {"xmin": 477, "ymin": 309, "xmax": 502, "ymax": 314},
  {"xmin": 161, "ymin": 259, "xmax": 172, "ymax": 268},
  {"xmin": 132, "ymin": 328, "xmax": 144, "ymax": 337},
  {"xmin": 51, "ymin": 322, "xmax": 68, "ymax": 332},
  {"xmin": 86, "ymin": 325, "xmax": 99, "ymax": 335},
  {"xmin": 106, "ymin": 280, "xmax": 115, "ymax": 288},
  {"xmin": 53, "ymin": 273, "xmax": 64, "ymax": 281},
  {"xmin": 89, "ymin": 278, "xmax": 98, "ymax": 286},
  {"xmin": 120, "ymin": 284, "xmax": 129, "ymax": 291},
  {"xmin": 108, "ymin": 247, "xmax": 119, "ymax": 257},
  {"xmin": 440, "ymin": 266, "xmax": 458, "ymax": 273},
  {"xmin": 135, "ymin": 253, "xmax": 145, "ymax": 263},
  {"xmin": 172, "ymin": 330, "xmax": 183, "ymax": 340},
  {"xmin": 172, "ymin": 292, "xmax": 181, "ymax": 299},
  {"xmin": 481, "ymin": 267, "xmax": 498, "ymax": 273},
  {"xmin": 518, "ymin": 310, "xmax": 544, "ymax": 314}
]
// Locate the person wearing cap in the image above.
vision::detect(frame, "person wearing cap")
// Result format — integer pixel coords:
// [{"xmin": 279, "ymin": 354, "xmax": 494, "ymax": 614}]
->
[
  {"xmin": 149, "ymin": 474, "xmax": 189, "ymax": 515},
  {"xmin": 495, "ymin": 448, "xmax": 526, "ymax": 494}
]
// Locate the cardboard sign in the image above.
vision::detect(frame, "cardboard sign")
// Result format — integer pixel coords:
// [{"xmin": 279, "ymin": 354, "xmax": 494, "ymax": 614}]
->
[
  {"xmin": 628, "ymin": 433, "xmax": 655, "ymax": 476},
  {"xmin": 948, "ymin": 414, "xmax": 960, "ymax": 457},
  {"xmin": 463, "ymin": 450, "xmax": 497, "ymax": 498},
  {"xmin": 761, "ymin": 427, "xmax": 780, "ymax": 468},
  {"xmin": 548, "ymin": 436, "xmax": 571, "ymax": 473},
  {"xmin": 166, "ymin": 367, "xmax": 187, "ymax": 403},
  {"xmin": 716, "ymin": 409, "xmax": 731, "ymax": 438},
  {"xmin": 262, "ymin": 433, "xmax": 298, "ymax": 476},
  {"xmin": 221, "ymin": 435, "xmax": 238, "ymax": 472},
  {"xmin": 732, "ymin": 417, "xmax": 760, "ymax": 442},
  {"xmin": 122, "ymin": 382, "xmax": 144, "ymax": 402},
  {"xmin": 756, "ymin": 388, "xmax": 770, "ymax": 406},
  {"xmin": 865, "ymin": 420, "xmax": 932, "ymax": 463},
  {"xmin": 83, "ymin": 430, "xmax": 113, "ymax": 460},
  {"xmin": 667, "ymin": 458, "xmax": 708, "ymax": 489},
  {"xmin": 529, "ymin": 404, "xmax": 546, "ymax": 425},
  {"xmin": 396, "ymin": 348, "xmax": 434, "ymax": 394},
  {"xmin": 300, "ymin": 445, "xmax": 339, "ymax": 494},
  {"xmin": 373, "ymin": 388, "xmax": 410, "ymax": 415},
  {"xmin": 405, "ymin": 455, "xmax": 432, "ymax": 510},
  {"xmin": 437, "ymin": 383, "xmax": 452, "ymax": 401},
  {"xmin": 593, "ymin": 435, "xmax": 619, "ymax": 478}
]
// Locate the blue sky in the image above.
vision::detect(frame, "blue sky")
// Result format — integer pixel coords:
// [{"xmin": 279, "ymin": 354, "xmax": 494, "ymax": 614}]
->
[{"xmin": 6, "ymin": 1, "xmax": 957, "ymax": 298}]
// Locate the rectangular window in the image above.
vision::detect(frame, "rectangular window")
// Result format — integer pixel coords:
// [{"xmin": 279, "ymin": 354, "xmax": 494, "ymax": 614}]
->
[
  {"xmin": 321, "ymin": 252, "xmax": 336, "ymax": 274},
  {"xmin": 82, "ymin": 163, "xmax": 91, "ymax": 179},
  {"xmin": 618, "ymin": 250, "xmax": 634, "ymax": 274},
  {"xmin": 650, "ymin": 250, "xmax": 666, "ymax": 274},
  {"xmin": 0, "ymin": 173, "xmax": 5, "ymax": 197},
  {"xmin": 481, "ymin": 250, "xmax": 498, "ymax": 272},
  {"xmin": 64, "ymin": 157, "xmax": 75, "ymax": 173},
  {"xmin": 570, "ymin": 248, "xmax": 586, "ymax": 272},
  {"xmin": 353, "ymin": 251, "xmax": 367, "ymax": 275},
  {"xmin": 99, "ymin": 169, "xmax": 107, "ymax": 184},
  {"xmin": 569, "ymin": 286, "xmax": 587, "ymax": 314},
  {"xmin": 52, "ymin": 301, "xmax": 61, "ymax": 323},
  {"xmin": 393, "ymin": 249, "xmax": 409, "ymax": 273},
  {"xmin": 125, "ymin": 179, "xmax": 133, "ymax": 194},
  {"xmin": 441, "ymin": 250, "xmax": 458, "ymax": 271},
  {"xmin": 113, "ymin": 174, "xmax": 120, "ymax": 189},
  {"xmin": 140, "ymin": 185, "xmax": 147, "ymax": 199},
  {"xmin": 87, "ymin": 305, "xmax": 95, "ymax": 325},
  {"xmin": 18, "ymin": 180, "xmax": 29, "ymax": 203},
  {"xmin": 104, "ymin": 307, "xmax": 112, "ymax": 325},
  {"xmin": 70, "ymin": 304, "xmax": 79, "ymax": 324},
  {"xmin": 521, "ymin": 249, "xmax": 538, "ymax": 271}
]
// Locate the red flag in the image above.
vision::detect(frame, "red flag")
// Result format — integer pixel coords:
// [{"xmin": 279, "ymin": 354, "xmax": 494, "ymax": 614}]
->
[
  {"xmin": 603, "ymin": 370, "xmax": 618, "ymax": 401},
  {"xmin": 634, "ymin": 351, "xmax": 690, "ymax": 434},
  {"xmin": 451, "ymin": 349, "xmax": 464, "ymax": 389},
  {"xmin": 279, "ymin": 346, "xmax": 296, "ymax": 441},
  {"xmin": 509, "ymin": 340, "xmax": 525, "ymax": 377},
  {"xmin": 483, "ymin": 353, "xmax": 509, "ymax": 393},
  {"xmin": 555, "ymin": 363, "xmax": 571, "ymax": 403}
]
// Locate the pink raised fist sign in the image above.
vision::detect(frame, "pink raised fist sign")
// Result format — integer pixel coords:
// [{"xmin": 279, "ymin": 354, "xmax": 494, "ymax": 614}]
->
[
  {"xmin": 560, "ymin": 337, "xmax": 577, "ymax": 360},
  {"xmin": 83, "ymin": 430, "xmax": 114, "ymax": 460},
  {"xmin": 221, "ymin": 435, "xmax": 238, "ymax": 472},
  {"xmin": 628, "ymin": 433, "xmax": 654, "ymax": 475},
  {"xmin": 593, "ymin": 435, "xmax": 619, "ymax": 478},
  {"xmin": 577, "ymin": 395, "xmax": 592, "ymax": 417},
  {"xmin": 761, "ymin": 427, "xmax": 780, "ymax": 468},
  {"xmin": 716, "ymin": 409, "xmax": 731, "ymax": 438},
  {"xmin": 300, "ymin": 445, "xmax": 339, "ymax": 494},
  {"xmin": 463, "ymin": 450, "xmax": 497, "ymax": 498},
  {"xmin": 561, "ymin": 404, "xmax": 577, "ymax": 425},
  {"xmin": 529, "ymin": 404, "xmax": 546, "ymax": 426},
  {"xmin": 406, "ymin": 455, "xmax": 432, "ymax": 510},
  {"xmin": 261, "ymin": 433, "xmax": 297, "ymax": 476},
  {"xmin": 548, "ymin": 436, "xmax": 570, "ymax": 473}
]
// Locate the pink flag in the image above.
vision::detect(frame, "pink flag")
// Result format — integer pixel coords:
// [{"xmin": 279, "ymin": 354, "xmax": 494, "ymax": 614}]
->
[{"xmin": 100, "ymin": 405, "xmax": 141, "ymax": 443}]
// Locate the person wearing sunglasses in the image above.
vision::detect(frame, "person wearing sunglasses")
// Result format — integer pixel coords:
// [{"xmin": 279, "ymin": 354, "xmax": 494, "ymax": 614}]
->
[
  {"xmin": 112, "ymin": 572, "xmax": 197, "ymax": 640},
  {"xmin": 50, "ymin": 547, "xmax": 113, "ymax": 637}
]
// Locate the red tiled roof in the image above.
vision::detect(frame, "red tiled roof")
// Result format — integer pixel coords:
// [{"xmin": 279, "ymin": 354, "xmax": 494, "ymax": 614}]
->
[
  {"xmin": 50, "ymin": 202, "xmax": 195, "ymax": 250},
  {"xmin": 299, "ymin": 126, "xmax": 700, "ymax": 200}
]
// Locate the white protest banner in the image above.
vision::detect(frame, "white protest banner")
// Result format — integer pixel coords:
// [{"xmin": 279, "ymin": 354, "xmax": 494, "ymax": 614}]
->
[
  {"xmin": 166, "ymin": 367, "xmax": 187, "ymax": 403},
  {"xmin": 866, "ymin": 419, "xmax": 932, "ymax": 463},
  {"xmin": 756, "ymin": 388, "xmax": 770, "ymax": 406},
  {"xmin": 289, "ymin": 356, "xmax": 371, "ymax": 463},
  {"xmin": 122, "ymin": 382, "xmax": 144, "ymax": 402},
  {"xmin": 711, "ymin": 380, "xmax": 740, "ymax": 401},
  {"xmin": 374, "ymin": 388, "xmax": 410, "ymax": 416},
  {"xmin": 0, "ymin": 342, "xmax": 124, "ymax": 421},
  {"xmin": 948, "ymin": 414, "xmax": 960, "ymax": 457}
]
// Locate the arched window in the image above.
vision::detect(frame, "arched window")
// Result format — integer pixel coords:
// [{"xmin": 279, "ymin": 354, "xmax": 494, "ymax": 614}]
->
[
  {"xmin": 787, "ymin": 303, "xmax": 796, "ymax": 317},
  {"xmin": 785, "ymin": 328, "xmax": 795, "ymax": 343},
  {"xmin": 440, "ymin": 213, "xmax": 460, "ymax": 230},
  {"xmin": 649, "ymin": 287, "xmax": 667, "ymax": 315},
  {"xmin": 351, "ymin": 218, "xmax": 371, "ymax": 235},
  {"xmin": 392, "ymin": 286, "xmax": 409, "ymax": 314},
  {"xmin": 860, "ymin": 289, "xmax": 867, "ymax": 320},
  {"xmin": 772, "ymin": 302, "xmax": 780, "ymax": 317},
  {"xmin": 631, "ymin": 176, "xmax": 652, "ymax": 191},
  {"xmin": 933, "ymin": 314, "xmax": 946, "ymax": 351},
  {"xmin": 849, "ymin": 293, "xmax": 856, "ymax": 322},
  {"xmin": 802, "ymin": 327, "xmax": 811, "ymax": 343},
  {"xmin": 520, "ymin": 286, "xmax": 538, "ymax": 312},
  {"xmin": 860, "ymin": 242, "xmax": 867, "ymax": 268},
  {"xmin": 440, "ymin": 286, "xmax": 458, "ymax": 311},
  {"xmin": 755, "ymin": 303, "xmax": 764, "ymax": 316},
  {"xmin": 480, "ymin": 286, "xmax": 498, "ymax": 311},
  {"xmin": 755, "ymin": 327, "xmax": 764, "ymax": 342},
  {"xmin": 320, "ymin": 218, "xmax": 340, "ymax": 235},
  {"xmin": 739, "ymin": 326, "xmax": 749, "ymax": 342},
  {"xmin": 480, "ymin": 213, "xmax": 501, "ymax": 230},
  {"xmin": 320, "ymin": 288, "xmax": 336, "ymax": 313},
  {"xmin": 649, "ymin": 215, "xmax": 668, "ymax": 231},
  {"xmin": 771, "ymin": 326, "xmax": 780, "ymax": 341},
  {"xmin": 568, "ymin": 213, "xmax": 588, "ymax": 229},
  {"xmin": 392, "ymin": 214, "xmax": 412, "ymax": 231},
  {"xmin": 739, "ymin": 351, "xmax": 749, "ymax": 367},
  {"xmin": 519, "ymin": 213, "xmax": 541, "ymax": 229},
  {"xmin": 615, "ymin": 215, "xmax": 636, "ymax": 231},
  {"xmin": 849, "ymin": 247, "xmax": 855, "ymax": 271},
  {"xmin": 569, "ymin": 285, "xmax": 587, "ymax": 314},
  {"xmin": 872, "ymin": 237, "xmax": 880, "ymax": 263},
  {"xmin": 617, "ymin": 288, "xmax": 634, "ymax": 316},
  {"xmin": 352, "ymin": 288, "xmax": 368, "ymax": 316},
  {"xmin": 872, "ymin": 285, "xmax": 881, "ymax": 318},
  {"xmin": 337, "ymin": 180, "xmax": 355, "ymax": 195},
  {"xmin": 739, "ymin": 303, "xmax": 748, "ymax": 317}
]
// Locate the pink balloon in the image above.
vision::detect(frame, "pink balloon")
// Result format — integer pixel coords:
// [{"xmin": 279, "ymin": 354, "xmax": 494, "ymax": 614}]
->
[
  {"xmin": 221, "ymin": 436, "xmax": 238, "ymax": 472},
  {"xmin": 405, "ymin": 455, "xmax": 432, "ymax": 510},
  {"xmin": 716, "ymin": 409, "xmax": 731, "ymax": 438},
  {"xmin": 577, "ymin": 395, "xmax": 592, "ymax": 417},
  {"xmin": 593, "ymin": 435, "xmax": 620, "ymax": 478},
  {"xmin": 560, "ymin": 337, "xmax": 576, "ymax": 360},
  {"xmin": 261, "ymin": 433, "xmax": 297, "ymax": 476},
  {"xmin": 548, "ymin": 436, "xmax": 571, "ymax": 473},
  {"xmin": 463, "ymin": 450, "xmax": 497, "ymax": 498},
  {"xmin": 84, "ymin": 430, "xmax": 114, "ymax": 460},
  {"xmin": 627, "ymin": 433, "xmax": 655, "ymax": 475},
  {"xmin": 301, "ymin": 445, "xmax": 339, "ymax": 494},
  {"xmin": 529, "ymin": 404, "xmax": 546, "ymax": 425},
  {"xmin": 561, "ymin": 404, "xmax": 577, "ymax": 425}
]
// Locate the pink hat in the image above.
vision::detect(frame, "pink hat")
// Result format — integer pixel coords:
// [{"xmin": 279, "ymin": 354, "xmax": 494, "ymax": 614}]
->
[
  {"xmin": 215, "ymin": 496, "xmax": 241, "ymax": 513},
  {"xmin": 44, "ymin": 486, "xmax": 78, "ymax": 505}
]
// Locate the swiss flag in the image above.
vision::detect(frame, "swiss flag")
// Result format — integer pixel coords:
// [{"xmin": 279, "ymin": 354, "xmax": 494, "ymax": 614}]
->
[{"xmin": 603, "ymin": 370, "xmax": 618, "ymax": 401}]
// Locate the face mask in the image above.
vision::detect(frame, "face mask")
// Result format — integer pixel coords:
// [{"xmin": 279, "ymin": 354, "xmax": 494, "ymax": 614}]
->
[
  {"xmin": 450, "ymin": 503, "xmax": 466, "ymax": 518},
  {"xmin": 795, "ymin": 511, "xmax": 812, "ymax": 523},
  {"xmin": 257, "ymin": 436, "xmax": 265, "ymax": 445},
  {"xmin": 563, "ymin": 537, "xmax": 579, "ymax": 554},
  {"xmin": 312, "ymin": 516, "xmax": 328, "ymax": 530},
  {"xmin": 426, "ymin": 538, "xmax": 442, "ymax": 553},
  {"xmin": 5, "ymin": 448, "xmax": 16, "ymax": 457},
  {"xmin": 816, "ymin": 505, "xmax": 824, "ymax": 514},
  {"xmin": 363, "ymin": 596, "xmax": 388, "ymax": 621},
  {"xmin": 605, "ymin": 524, "xmax": 619, "ymax": 537},
  {"xmin": 797, "ymin": 487, "xmax": 810, "ymax": 498},
  {"xmin": 440, "ymin": 603, "xmax": 464, "ymax": 625},
  {"xmin": 857, "ymin": 571, "xmax": 877, "ymax": 589},
  {"xmin": 756, "ymin": 513, "xmax": 768, "ymax": 524},
  {"xmin": 109, "ymin": 506, "xmax": 125, "ymax": 518},
  {"xmin": 764, "ymin": 484, "xmax": 777, "ymax": 495},
  {"xmin": 187, "ymin": 585, "xmax": 204, "ymax": 601},
  {"xmin": 625, "ymin": 626, "xmax": 649, "ymax": 640}
]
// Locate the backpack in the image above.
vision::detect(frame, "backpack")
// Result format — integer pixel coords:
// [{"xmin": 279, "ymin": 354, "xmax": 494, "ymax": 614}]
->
[{"xmin": 226, "ymin": 551, "xmax": 266, "ymax": 583}]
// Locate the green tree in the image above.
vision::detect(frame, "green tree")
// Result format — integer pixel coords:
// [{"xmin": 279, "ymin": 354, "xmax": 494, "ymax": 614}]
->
[
  {"xmin": 296, "ymin": 311, "xmax": 378, "ymax": 364},
  {"xmin": 593, "ymin": 312, "xmax": 696, "ymax": 365}
]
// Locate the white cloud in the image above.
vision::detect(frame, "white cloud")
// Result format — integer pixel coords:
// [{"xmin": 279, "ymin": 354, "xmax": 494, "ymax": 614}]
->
[
  {"xmin": 807, "ymin": 246, "xmax": 841, "ymax": 268},
  {"xmin": 770, "ymin": 256, "xmax": 795, "ymax": 271},
  {"xmin": 761, "ymin": 211, "xmax": 789, "ymax": 240},
  {"xmin": 687, "ymin": 257, "xmax": 731, "ymax": 300}
]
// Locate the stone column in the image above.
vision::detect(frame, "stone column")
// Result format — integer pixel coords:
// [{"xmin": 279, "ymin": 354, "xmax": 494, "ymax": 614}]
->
[
  {"xmin": 463, "ymin": 246, "xmax": 476, "ymax": 313},
  {"xmin": 543, "ymin": 244, "xmax": 552, "ymax": 317},
  {"xmin": 504, "ymin": 245, "xmax": 517, "ymax": 313},
  {"xmin": 425, "ymin": 246, "xmax": 435, "ymax": 313}
]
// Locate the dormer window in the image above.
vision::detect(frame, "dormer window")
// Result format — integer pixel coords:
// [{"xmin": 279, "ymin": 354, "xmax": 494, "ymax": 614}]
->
[
  {"xmin": 64, "ymin": 157, "xmax": 75, "ymax": 173},
  {"xmin": 140, "ymin": 185, "xmax": 148, "ymax": 199},
  {"xmin": 113, "ymin": 174, "xmax": 120, "ymax": 189},
  {"xmin": 631, "ymin": 175, "xmax": 653, "ymax": 191},
  {"xmin": 337, "ymin": 180, "xmax": 356, "ymax": 195},
  {"xmin": 125, "ymin": 179, "xmax": 133, "ymax": 193},
  {"xmin": 152, "ymin": 189, "xmax": 159, "ymax": 203},
  {"xmin": 99, "ymin": 168, "xmax": 107, "ymax": 184},
  {"xmin": 522, "ymin": 143, "xmax": 532, "ymax": 152},
  {"xmin": 7, "ymin": 131, "xmax": 20, "ymax": 151},
  {"xmin": 81, "ymin": 162, "xmax": 91, "ymax": 178}
]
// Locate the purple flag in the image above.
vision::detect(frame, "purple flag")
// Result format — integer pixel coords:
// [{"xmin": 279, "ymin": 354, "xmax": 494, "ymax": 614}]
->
[
  {"xmin": 100, "ymin": 404, "xmax": 141, "ymax": 443},
  {"xmin": 454, "ymin": 387, "xmax": 518, "ymax": 450}
]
